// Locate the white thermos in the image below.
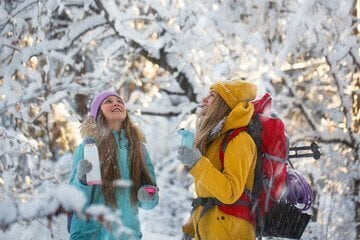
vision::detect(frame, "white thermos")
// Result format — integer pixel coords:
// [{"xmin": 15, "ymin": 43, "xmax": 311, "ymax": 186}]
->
[{"xmin": 84, "ymin": 143, "xmax": 102, "ymax": 185}]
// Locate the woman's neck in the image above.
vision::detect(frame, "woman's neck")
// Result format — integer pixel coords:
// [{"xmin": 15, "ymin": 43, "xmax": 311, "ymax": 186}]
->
[{"xmin": 106, "ymin": 120, "xmax": 123, "ymax": 132}]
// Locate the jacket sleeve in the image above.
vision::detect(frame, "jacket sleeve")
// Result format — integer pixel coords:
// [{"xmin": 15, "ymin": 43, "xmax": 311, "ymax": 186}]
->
[
  {"xmin": 189, "ymin": 133, "xmax": 256, "ymax": 204},
  {"xmin": 139, "ymin": 146, "xmax": 159, "ymax": 210},
  {"xmin": 69, "ymin": 143, "xmax": 94, "ymax": 207}
]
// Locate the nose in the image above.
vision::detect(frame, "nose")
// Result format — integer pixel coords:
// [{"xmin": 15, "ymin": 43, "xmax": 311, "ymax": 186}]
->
[{"xmin": 202, "ymin": 96, "xmax": 208, "ymax": 105}]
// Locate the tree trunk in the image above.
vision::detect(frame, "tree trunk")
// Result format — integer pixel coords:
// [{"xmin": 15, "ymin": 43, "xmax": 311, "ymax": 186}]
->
[{"xmin": 352, "ymin": 1, "xmax": 360, "ymax": 239}]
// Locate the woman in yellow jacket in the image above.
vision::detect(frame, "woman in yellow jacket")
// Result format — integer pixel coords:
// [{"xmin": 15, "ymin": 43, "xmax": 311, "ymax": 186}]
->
[{"xmin": 177, "ymin": 80, "xmax": 257, "ymax": 240}]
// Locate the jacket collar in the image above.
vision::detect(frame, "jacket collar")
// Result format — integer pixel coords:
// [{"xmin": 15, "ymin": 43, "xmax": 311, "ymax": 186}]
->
[
  {"xmin": 80, "ymin": 117, "xmax": 114, "ymax": 143},
  {"xmin": 221, "ymin": 101, "xmax": 254, "ymax": 134}
]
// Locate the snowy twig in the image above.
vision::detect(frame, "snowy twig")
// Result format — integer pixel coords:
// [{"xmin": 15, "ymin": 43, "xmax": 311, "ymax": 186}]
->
[
  {"xmin": 159, "ymin": 88, "xmax": 186, "ymax": 96},
  {"xmin": 275, "ymin": 68, "xmax": 318, "ymax": 130},
  {"xmin": 0, "ymin": 1, "xmax": 38, "ymax": 32},
  {"xmin": 325, "ymin": 56, "xmax": 359, "ymax": 160},
  {"xmin": 0, "ymin": 185, "xmax": 84, "ymax": 231},
  {"xmin": 93, "ymin": 0, "xmax": 197, "ymax": 103},
  {"xmin": 0, "ymin": 185, "xmax": 128, "ymax": 237},
  {"xmin": 127, "ymin": 102, "xmax": 197, "ymax": 117}
]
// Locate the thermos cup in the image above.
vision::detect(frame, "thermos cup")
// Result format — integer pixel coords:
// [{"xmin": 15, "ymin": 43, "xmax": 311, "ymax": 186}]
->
[
  {"xmin": 177, "ymin": 128, "xmax": 194, "ymax": 148},
  {"xmin": 84, "ymin": 143, "xmax": 102, "ymax": 185}
]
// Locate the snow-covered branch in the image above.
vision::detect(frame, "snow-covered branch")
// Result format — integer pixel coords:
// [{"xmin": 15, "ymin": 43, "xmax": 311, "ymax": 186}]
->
[
  {"xmin": 0, "ymin": 184, "xmax": 129, "ymax": 238},
  {"xmin": 93, "ymin": 0, "xmax": 197, "ymax": 102},
  {"xmin": 0, "ymin": 0, "xmax": 358, "ymax": 238},
  {"xmin": 0, "ymin": 185, "xmax": 85, "ymax": 231}
]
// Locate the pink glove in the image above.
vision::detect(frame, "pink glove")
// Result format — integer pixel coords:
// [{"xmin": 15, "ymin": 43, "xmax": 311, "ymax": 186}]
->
[{"xmin": 137, "ymin": 185, "xmax": 159, "ymax": 202}]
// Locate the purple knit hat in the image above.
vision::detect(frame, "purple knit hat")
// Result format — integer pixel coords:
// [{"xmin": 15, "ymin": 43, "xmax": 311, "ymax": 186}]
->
[{"xmin": 90, "ymin": 91, "xmax": 122, "ymax": 119}]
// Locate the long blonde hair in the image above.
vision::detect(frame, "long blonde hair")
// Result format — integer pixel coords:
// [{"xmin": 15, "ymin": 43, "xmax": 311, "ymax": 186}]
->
[
  {"xmin": 195, "ymin": 93, "xmax": 231, "ymax": 154},
  {"xmin": 96, "ymin": 112, "xmax": 154, "ymax": 207},
  {"xmin": 123, "ymin": 114, "xmax": 154, "ymax": 204}
]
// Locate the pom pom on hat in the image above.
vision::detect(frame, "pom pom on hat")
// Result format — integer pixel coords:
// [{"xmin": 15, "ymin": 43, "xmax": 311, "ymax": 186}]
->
[
  {"xmin": 90, "ymin": 91, "xmax": 122, "ymax": 119},
  {"xmin": 210, "ymin": 80, "xmax": 257, "ymax": 109}
]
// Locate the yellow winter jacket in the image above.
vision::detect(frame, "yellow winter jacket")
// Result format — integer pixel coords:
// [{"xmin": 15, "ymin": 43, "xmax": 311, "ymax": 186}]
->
[{"xmin": 183, "ymin": 101, "xmax": 257, "ymax": 240}]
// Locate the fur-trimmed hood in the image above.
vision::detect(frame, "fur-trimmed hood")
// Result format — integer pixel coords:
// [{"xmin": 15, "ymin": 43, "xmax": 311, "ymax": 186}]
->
[
  {"xmin": 79, "ymin": 116, "xmax": 146, "ymax": 144},
  {"xmin": 79, "ymin": 116, "xmax": 114, "ymax": 143}
]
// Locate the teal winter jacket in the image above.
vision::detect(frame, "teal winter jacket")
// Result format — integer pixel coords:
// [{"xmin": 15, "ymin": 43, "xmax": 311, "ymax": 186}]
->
[{"xmin": 69, "ymin": 129, "xmax": 159, "ymax": 240}]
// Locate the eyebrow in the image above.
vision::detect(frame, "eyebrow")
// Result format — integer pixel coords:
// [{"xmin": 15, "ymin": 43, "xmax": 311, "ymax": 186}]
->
[
  {"xmin": 105, "ymin": 96, "xmax": 123, "ymax": 100},
  {"xmin": 103, "ymin": 96, "xmax": 124, "ymax": 103}
]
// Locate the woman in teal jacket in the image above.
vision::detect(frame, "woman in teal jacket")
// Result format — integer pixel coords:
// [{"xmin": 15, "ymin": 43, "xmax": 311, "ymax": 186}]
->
[{"xmin": 69, "ymin": 91, "xmax": 159, "ymax": 240}]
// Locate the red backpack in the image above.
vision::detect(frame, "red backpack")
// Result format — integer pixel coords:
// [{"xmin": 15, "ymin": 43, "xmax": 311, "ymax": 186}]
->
[{"xmin": 218, "ymin": 93, "xmax": 312, "ymax": 239}]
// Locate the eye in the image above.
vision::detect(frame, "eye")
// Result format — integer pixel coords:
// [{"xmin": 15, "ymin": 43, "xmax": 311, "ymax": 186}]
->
[{"xmin": 103, "ymin": 99, "xmax": 112, "ymax": 104}]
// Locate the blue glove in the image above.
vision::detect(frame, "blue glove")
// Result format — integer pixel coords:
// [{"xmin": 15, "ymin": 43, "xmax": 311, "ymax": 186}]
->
[
  {"xmin": 177, "ymin": 146, "xmax": 202, "ymax": 168},
  {"xmin": 77, "ymin": 159, "xmax": 92, "ymax": 185},
  {"xmin": 137, "ymin": 185, "xmax": 159, "ymax": 202}
]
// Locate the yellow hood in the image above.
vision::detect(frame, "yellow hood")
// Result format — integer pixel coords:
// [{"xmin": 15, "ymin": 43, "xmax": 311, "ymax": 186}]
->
[
  {"xmin": 210, "ymin": 80, "xmax": 256, "ymax": 133},
  {"xmin": 221, "ymin": 101, "xmax": 254, "ymax": 134}
]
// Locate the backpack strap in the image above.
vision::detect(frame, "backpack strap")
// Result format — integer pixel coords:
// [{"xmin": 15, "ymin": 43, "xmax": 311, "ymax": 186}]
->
[
  {"xmin": 191, "ymin": 197, "xmax": 218, "ymax": 240},
  {"xmin": 191, "ymin": 193, "xmax": 256, "ymax": 239}
]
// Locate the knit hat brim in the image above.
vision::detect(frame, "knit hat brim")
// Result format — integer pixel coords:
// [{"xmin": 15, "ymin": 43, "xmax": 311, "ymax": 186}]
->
[
  {"xmin": 90, "ymin": 91, "xmax": 122, "ymax": 119},
  {"xmin": 210, "ymin": 80, "xmax": 257, "ymax": 109}
]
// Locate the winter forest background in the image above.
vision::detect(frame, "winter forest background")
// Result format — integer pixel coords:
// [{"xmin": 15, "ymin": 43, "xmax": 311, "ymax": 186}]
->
[{"xmin": 0, "ymin": 0, "xmax": 359, "ymax": 239}]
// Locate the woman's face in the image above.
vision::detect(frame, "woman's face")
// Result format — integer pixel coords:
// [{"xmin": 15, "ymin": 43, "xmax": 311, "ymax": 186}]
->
[
  {"xmin": 200, "ymin": 91, "xmax": 216, "ymax": 115},
  {"xmin": 100, "ymin": 96, "xmax": 127, "ymax": 123}
]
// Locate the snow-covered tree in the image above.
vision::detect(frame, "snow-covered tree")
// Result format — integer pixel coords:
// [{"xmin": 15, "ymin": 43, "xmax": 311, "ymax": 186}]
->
[{"xmin": 0, "ymin": 0, "xmax": 358, "ymax": 239}]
